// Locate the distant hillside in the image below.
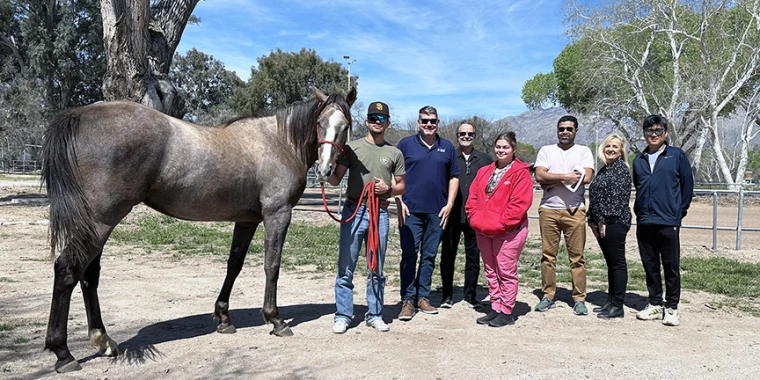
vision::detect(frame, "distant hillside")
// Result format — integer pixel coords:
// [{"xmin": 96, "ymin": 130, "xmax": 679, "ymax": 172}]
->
[{"xmin": 494, "ymin": 107, "xmax": 614, "ymax": 149}]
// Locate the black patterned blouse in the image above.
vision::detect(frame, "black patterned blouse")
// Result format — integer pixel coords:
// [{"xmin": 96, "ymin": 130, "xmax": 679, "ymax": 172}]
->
[{"xmin": 588, "ymin": 158, "xmax": 632, "ymax": 228}]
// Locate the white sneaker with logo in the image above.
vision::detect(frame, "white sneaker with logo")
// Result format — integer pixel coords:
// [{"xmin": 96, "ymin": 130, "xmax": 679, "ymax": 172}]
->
[
  {"xmin": 366, "ymin": 319, "xmax": 390, "ymax": 332},
  {"xmin": 662, "ymin": 308, "xmax": 680, "ymax": 326},
  {"xmin": 332, "ymin": 320, "xmax": 349, "ymax": 334},
  {"xmin": 636, "ymin": 304, "xmax": 664, "ymax": 320}
]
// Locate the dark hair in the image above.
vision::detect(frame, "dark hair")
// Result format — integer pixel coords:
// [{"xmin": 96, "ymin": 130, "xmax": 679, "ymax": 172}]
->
[
  {"xmin": 494, "ymin": 131, "xmax": 518, "ymax": 152},
  {"xmin": 418, "ymin": 105, "xmax": 438, "ymax": 118},
  {"xmin": 642, "ymin": 114, "xmax": 668, "ymax": 131},
  {"xmin": 557, "ymin": 115, "xmax": 578, "ymax": 130}
]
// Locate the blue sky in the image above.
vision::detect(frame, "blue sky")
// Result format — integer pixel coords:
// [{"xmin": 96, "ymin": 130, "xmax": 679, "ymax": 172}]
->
[{"xmin": 177, "ymin": 0, "xmax": 569, "ymax": 123}]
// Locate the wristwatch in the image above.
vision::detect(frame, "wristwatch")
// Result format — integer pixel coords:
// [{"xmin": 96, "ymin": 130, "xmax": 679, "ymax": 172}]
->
[{"xmin": 386, "ymin": 185, "xmax": 393, "ymax": 196}]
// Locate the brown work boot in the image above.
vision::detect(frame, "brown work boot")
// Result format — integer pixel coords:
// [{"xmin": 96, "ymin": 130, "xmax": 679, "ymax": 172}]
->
[
  {"xmin": 418, "ymin": 298, "xmax": 438, "ymax": 314},
  {"xmin": 398, "ymin": 300, "xmax": 416, "ymax": 321}
]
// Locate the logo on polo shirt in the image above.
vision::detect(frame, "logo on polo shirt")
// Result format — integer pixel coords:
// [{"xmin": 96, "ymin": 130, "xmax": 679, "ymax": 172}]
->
[
  {"xmin": 437, "ymin": 148, "xmax": 446, "ymax": 153},
  {"xmin": 380, "ymin": 157, "xmax": 391, "ymax": 167}
]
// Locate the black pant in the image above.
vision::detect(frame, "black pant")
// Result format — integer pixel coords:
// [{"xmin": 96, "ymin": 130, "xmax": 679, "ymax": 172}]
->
[
  {"xmin": 440, "ymin": 220, "xmax": 480, "ymax": 302},
  {"xmin": 636, "ymin": 224, "xmax": 681, "ymax": 309},
  {"xmin": 596, "ymin": 223, "xmax": 629, "ymax": 307}
]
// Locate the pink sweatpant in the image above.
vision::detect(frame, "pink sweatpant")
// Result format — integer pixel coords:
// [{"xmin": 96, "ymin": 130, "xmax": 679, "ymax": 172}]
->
[{"xmin": 476, "ymin": 220, "xmax": 529, "ymax": 314}]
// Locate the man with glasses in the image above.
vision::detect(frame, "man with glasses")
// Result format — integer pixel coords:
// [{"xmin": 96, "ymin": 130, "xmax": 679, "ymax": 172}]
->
[
  {"xmin": 440, "ymin": 121, "xmax": 492, "ymax": 309},
  {"xmin": 395, "ymin": 105, "xmax": 459, "ymax": 321},
  {"xmin": 632, "ymin": 114, "xmax": 693, "ymax": 327},
  {"xmin": 534, "ymin": 115, "xmax": 594, "ymax": 316},
  {"xmin": 327, "ymin": 101, "xmax": 406, "ymax": 334}
]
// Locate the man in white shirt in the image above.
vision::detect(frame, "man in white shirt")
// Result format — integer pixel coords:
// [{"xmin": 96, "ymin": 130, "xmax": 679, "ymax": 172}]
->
[{"xmin": 533, "ymin": 115, "xmax": 594, "ymax": 316}]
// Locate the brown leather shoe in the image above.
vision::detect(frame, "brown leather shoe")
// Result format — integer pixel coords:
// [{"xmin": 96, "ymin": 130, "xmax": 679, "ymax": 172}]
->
[
  {"xmin": 398, "ymin": 300, "xmax": 416, "ymax": 321},
  {"xmin": 417, "ymin": 298, "xmax": 438, "ymax": 314}
]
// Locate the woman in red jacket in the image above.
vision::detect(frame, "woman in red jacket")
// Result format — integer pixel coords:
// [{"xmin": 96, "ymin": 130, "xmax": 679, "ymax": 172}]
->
[{"xmin": 465, "ymin": 132, "xmax": 534, "ymax": 327}]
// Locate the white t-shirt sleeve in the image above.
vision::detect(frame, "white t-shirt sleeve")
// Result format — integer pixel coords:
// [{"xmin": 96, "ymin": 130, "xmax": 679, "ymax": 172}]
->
[
  {"xmin": 581, "ymin": 146, "xmax": 594, "ymax": 170},
  {"xmin": 535, "ymin": 145, "xmax": 550, "ymax": 169}
]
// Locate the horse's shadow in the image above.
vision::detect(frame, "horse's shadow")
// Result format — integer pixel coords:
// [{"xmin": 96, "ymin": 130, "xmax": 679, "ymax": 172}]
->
[{"xmin": 112, "ymin": 303, "xmax": 335, "ymax": 365}]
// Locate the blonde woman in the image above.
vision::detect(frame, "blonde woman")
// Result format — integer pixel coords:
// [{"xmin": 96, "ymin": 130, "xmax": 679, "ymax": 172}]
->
[{"xmin": 587, "ymin": 133, "xmax": 632, "ymax": 319}]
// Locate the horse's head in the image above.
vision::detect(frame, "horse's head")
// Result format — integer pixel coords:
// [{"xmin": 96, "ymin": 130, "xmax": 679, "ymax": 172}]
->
[{"xmin": 313, "ymin": 86, "xmax": 357, "ymax": 182}]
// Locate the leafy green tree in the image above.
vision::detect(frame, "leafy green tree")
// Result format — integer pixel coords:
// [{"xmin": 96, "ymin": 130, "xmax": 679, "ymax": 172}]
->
[
  {"xmin": 232, "ymin": 48, "xmax": 356, "ymax": 115},
  {"xmin": 170, "ymin": 48, "xmax": 244, "ymax": 122},
  {"xmin": 521, "ymin": 72, "xmax": 557, "ymax": 110}
]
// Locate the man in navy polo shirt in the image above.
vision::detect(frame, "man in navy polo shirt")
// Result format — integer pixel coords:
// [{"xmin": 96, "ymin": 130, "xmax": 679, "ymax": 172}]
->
[{"xmin": 395, "ymin": 105, "xmax": 460, "ymax": 321}]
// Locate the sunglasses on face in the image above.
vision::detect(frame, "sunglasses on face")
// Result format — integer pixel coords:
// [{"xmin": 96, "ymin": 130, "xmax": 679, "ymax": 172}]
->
[
  {"xmin": 558, "ymin": 127, "xmax": 575, "ymax": 133},
  {"xmin": 458, "ymin": 132, "xmax": 475, "ymax": 137},
  {"xmin": 419, "ymin": 119, "xmax": 438, "ymax": 125},
  {"xmin": 367, "ymin": 115, "xmax": 388, "ymax": 124},
  {"xmin": 644, "ymin": 128, "xmax": 666, "ymax": 136}
]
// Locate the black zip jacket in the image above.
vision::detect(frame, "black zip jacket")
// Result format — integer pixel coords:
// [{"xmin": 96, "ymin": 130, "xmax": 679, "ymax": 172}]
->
[{"xmin": 632, "ymin": 144, "xmax": 694, "ymax": 226}]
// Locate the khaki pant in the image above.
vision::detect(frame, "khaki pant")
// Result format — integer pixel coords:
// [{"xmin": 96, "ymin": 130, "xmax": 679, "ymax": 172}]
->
[{"xmin": 538, "ymin": 207, "xmax": 587, "ymax": 301}]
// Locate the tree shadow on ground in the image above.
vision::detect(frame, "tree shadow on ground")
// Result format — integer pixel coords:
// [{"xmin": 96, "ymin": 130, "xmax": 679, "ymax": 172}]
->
[{"xmin": 116, "ymin": 303, "xmax": 335, "ymax": 365}]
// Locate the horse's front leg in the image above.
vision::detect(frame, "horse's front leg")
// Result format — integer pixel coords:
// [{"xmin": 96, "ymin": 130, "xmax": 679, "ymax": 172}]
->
[
  {"xmin": 262, "ymin": 207, "xmax": 293, "ymax": 337},
  {"xmin": 214, "ymin": 222, "xmax": 259, "ymax": 334}
]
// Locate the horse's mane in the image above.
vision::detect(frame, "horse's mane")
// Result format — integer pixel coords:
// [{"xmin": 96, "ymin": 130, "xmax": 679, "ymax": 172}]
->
[{"xmin": 221, "ymin": 94, "xmax": 350, "ymax": 165}]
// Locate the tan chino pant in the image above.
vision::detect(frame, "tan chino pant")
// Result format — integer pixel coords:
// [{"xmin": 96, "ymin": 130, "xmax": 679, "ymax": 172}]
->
[{"xmin": 538, "ymin": 207, "xmax": 587, "ymax": 302}]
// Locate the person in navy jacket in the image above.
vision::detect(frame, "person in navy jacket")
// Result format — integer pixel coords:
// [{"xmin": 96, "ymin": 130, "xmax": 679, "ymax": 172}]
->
[
  {"xmin": 465, "ymin": 132, "xmax": 534, "ymax": 327},
  {"xmin": 632, "ymin": 114, "xmax": 694, "ymax": 327}
]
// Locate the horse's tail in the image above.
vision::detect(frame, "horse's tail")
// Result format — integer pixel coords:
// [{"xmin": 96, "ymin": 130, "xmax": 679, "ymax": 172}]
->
[{"xmin": 42, "ymin": 111, "xmax": 98, "ymax": 264}]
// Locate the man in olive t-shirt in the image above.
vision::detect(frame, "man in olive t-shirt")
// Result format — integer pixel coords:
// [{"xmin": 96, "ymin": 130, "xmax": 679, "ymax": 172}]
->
[{"xmin": 326, "ymin": 101, "xmax": 406, "ymax": 334}]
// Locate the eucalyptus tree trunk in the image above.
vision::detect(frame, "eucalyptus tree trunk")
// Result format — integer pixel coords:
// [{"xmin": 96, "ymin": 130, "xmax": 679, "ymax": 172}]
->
[{"xmin": 100, "ymin": 0, "xmax": 200, "ymax": 118}]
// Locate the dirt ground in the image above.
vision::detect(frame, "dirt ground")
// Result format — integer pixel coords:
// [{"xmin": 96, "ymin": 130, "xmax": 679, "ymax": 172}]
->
[{"xmin": 1, "ymin": 183, "xmax": 760, "ymax": 379}]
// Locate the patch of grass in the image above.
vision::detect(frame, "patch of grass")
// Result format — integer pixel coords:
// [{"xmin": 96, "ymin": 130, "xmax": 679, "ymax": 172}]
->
[
  {"xmin": 0, "ymin": 277, "xmax": 16, "ymax": 283},
  {"xmin": 0, "ymin": 324, "xmax": 15, "ymax": 332},
  {"xmin": 714, "ymin": 298, "xmax": 760, "ymax": 317},
  {"xmin": 681, "ymin": 257, "xmax": 760, "ymax": 297},
  {"xmin": 110, "ymin": 215, "xmax": 235, "ymax": 257},
  {"xmin": 12, "ymin": 336, "xmax": 29, "ymax": 344}
]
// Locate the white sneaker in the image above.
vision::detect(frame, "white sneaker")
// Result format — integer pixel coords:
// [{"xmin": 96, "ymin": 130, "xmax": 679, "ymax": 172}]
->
[
  {"xmin": 458, "ymin": 299, "xmax": 480, "ymax": 309},
  {"xmin": 662, "ymin": 308, "xmax": 680, "ymax": 326},
  {"xmin": 366, "ymin": 319, "xmax": 390, "ymax": 332},
  {"xmin": 332, "ymin": 320, "xmax": 349, "ymax": 334},
  {"xmin": 636, "ymin": 304, "xmax": 664, "ymax": 320}
]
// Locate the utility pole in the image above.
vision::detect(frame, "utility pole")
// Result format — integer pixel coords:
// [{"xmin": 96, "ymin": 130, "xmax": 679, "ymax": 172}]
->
[{"xmin": 343, "ymin": 55, "xmax": 355, "ymax": 92}]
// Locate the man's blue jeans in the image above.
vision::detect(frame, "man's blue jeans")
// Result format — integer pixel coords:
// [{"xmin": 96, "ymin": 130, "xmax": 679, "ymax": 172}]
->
[
  {"xmin": 334, "ymin": 201, "xmax": 389, "ymax": 323},
  {"xmin": 399, "ymin": 212, "xmax": 443, "ymax": 302}
]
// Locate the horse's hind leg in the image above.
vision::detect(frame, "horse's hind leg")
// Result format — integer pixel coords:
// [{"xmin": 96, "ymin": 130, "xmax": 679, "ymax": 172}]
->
[
  {"xmin": 45, "ymin": 252, "xmax": 86, "ymax": 373},
  {"xmin": 262, "ymin": 207, "xmax": 293, "ymax": 337},
  {"xmin": 214, "ymin": 222, "xmax": 259, "ymax": 334},
  {"xmin": 81, "ymin": 251, "xmax": 119, "ymax": 356}
]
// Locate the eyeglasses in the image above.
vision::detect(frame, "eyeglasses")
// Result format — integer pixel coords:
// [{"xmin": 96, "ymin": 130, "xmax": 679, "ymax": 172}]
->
[
  {"xmin": 458, "ymin": 132, "xmax": 475, "ymax": 137},
  {"xmin": 367, "ymin": 115, "xmax": 388, "ymax": 124},
  {"xmin": 558, "ymin": 127, "xmax": 575, "ymax": 132},
  {"xmin": 644, "ymin": 128, "xmax": 666, "ymax": 136},
  {"xmin": 419, "ymin": 119, "xmax": 438, "ymax": 125},
  {"xmin": 465, "ymin": 159, "xmax": 471, "ymax": 175}
]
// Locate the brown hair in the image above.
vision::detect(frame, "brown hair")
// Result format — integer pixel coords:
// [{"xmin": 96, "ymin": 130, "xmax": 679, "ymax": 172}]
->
[{"xmin": 494, "ymin": 131, "xmax": 518, "ymax": 152}]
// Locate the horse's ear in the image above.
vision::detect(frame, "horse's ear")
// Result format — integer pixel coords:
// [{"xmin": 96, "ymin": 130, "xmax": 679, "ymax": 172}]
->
[
  {"xmin": 312, "ymin": 87, "xmax": 328, "ymax": 103},
  {"xmin": 345, "ymin": 87, "xmax": 357, "ymax": 106}
]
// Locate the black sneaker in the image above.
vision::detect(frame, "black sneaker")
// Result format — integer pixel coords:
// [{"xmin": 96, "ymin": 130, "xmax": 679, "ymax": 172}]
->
[
  {"xmin": 593, "ymin": 302, "xmax": 613, "ymax": 313},
  {"xmin": 488, "ymin": 313, "xmax": 515, "ymax": 327},
  {"xmin": 440, "ymin": 296, "xmax": 454, "ymax": 309},
  {"xmin": 476, "ymin": 310, "xmax": 500, "ymax": 325}
]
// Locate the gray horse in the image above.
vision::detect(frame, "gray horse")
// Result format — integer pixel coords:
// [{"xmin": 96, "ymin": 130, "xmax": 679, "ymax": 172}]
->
[{"xmin": 42, "ymin": 87, "xmax": 356, "ymax": 372}]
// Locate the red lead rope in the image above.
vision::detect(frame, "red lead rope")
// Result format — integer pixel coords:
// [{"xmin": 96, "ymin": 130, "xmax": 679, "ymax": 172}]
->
[{"xmin": 320, "ymin": 181, "xmax": 380, "ymax": 273}]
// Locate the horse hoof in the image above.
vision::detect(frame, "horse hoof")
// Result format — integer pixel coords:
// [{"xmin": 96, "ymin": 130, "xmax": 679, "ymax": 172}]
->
[
  {"xmin": 55, "ymin": 359, "xmax": 82, "ymax": 373},
  {"xmin": 216, "ymin": 324, "xmax": 237, "ymax": 334},
  {"xmin": 270, "ymin": 324, "xmax": 293, "ymax": 337}
]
